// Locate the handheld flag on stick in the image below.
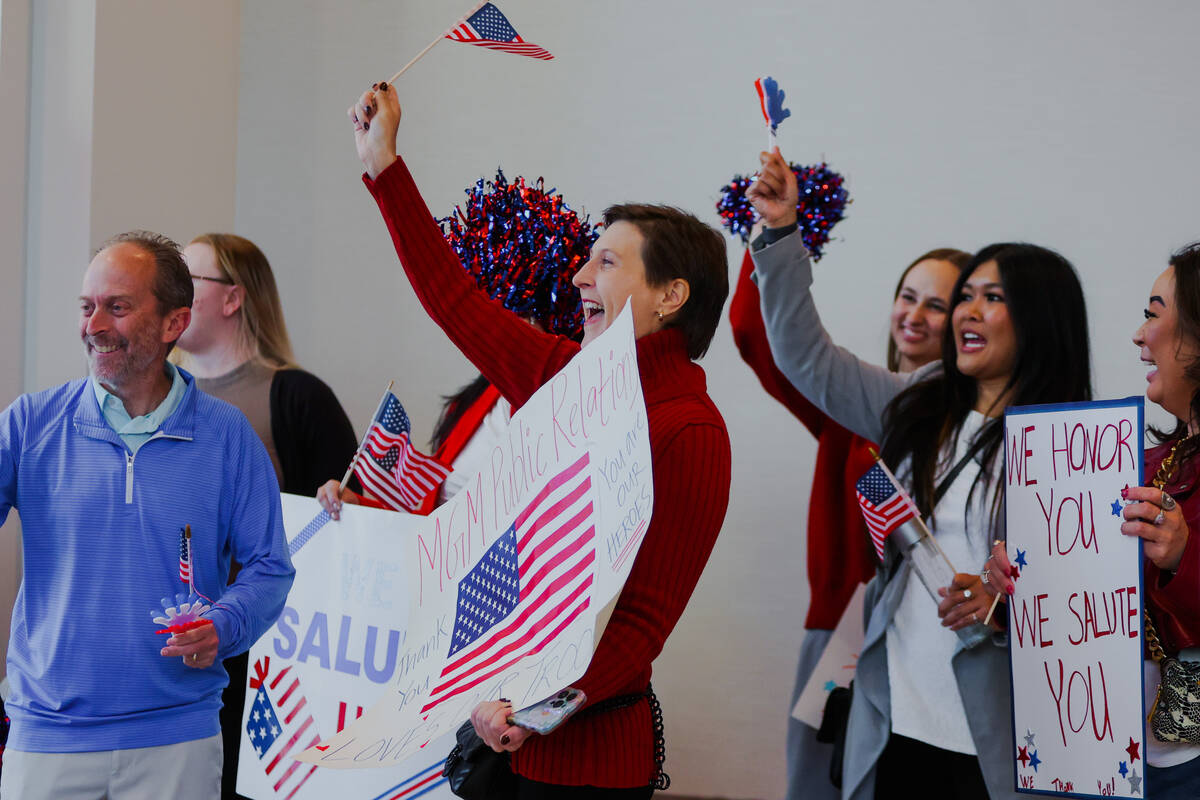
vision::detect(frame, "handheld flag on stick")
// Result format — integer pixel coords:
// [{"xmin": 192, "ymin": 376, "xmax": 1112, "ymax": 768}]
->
[
  {"xmin": 351, "ymin": 388, "xmax": 453, "ymax": 512},
  {"xmin": 388, "ymin": 1, "xmax": 552, "ymax": 84},
  {"xmin": 855, "ymin": 461, "xmax": 920, "ymax": 561},
  {"xmin": 855, "ymin": 450, "xmax": 990, "ymax": 646},
  {"xmin": 446, "ymin": 2, "xmax": 553, "ymax": 60},
  {"xmin": 754, "ymin": 76, "xmax": 791, "ymax": 150},
  {"xmin": 178, "ymin": 525, "xmax": 193, "ymax": 586}
]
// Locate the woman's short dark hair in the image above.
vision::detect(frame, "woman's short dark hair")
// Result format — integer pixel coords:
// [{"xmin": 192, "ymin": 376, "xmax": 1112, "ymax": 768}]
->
[
  {"xmin": 885, "ymin": 248, "xmax": 972, "ymax": 372},
  {"xmin": 1150, "ymin": 242, "xmax": 1200, "ymax": 460},
  {"xmin": 602, "ymin": 204, "xmax": 729, "ymax": 360},
  {"xmin": 881, "ymin": 243, "xmax": 1092, "ymax": 528}
]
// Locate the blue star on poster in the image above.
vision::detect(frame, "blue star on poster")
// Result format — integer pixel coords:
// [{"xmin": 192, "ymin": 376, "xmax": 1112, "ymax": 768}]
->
[
  {"xmin": 1111, "ymin": 498, "xmax": 1121, "ymax": 516},
  {"xmin": 1014, "ymin": 549, "xmax": 1028, "ymax": 569},
  {"xmin": 1118, "ymin": 760, "xmax": 1128, "ymax": 777},
  {"xmin": 1029, "ymin": 750, "xmax": 1041, "ymax": 772}
]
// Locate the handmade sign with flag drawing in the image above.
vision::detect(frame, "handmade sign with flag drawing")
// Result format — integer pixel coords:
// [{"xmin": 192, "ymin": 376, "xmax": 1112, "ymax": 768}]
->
[
  {"xmin": 291, "ymin": 305, "xmax": 651, "ymax": 770},
  {"xmin": 245, "ymin": 657, "xmax": 321, "ymax": 799},
  {"xmin": 421, "ymin": 452, "xmax": 595, "ymax": 715},
  {"xmin": 238, "ymin": 495, "xmax": 456, "ymax": 799}
]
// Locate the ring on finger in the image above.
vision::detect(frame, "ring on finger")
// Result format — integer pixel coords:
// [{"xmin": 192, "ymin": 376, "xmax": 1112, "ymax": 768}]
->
[
  {"xmin": 1155, "ymin": 509, "xmax": 1166, "ymax": 526},
  {"xmin": 981, "ymin": 568, "xmax": 990, "ymax": 585},
  {"xmin": 963, "ymin": 588, "xmax": 973, "ymax": 600},
  {"xmin": 970, "ymin": 612, "xmax": 978, "ymax": 623},
  {"xmin": 1162, "ymin": 491, "xmax": 1177, "ymax": 511}
]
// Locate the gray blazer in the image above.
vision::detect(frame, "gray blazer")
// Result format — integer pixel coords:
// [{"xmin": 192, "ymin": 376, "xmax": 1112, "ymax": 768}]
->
[{"xmin": 751, "ymin": 231, "xmax": 1017, "ymax": 800}]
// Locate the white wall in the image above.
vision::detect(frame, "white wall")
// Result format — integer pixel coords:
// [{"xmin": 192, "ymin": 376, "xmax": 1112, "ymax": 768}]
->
[
  {"xmin": 0, "ymin": 0, "xmax": 32, "ymax": 673},
  {"xmin": 11, "ymin": 1, "xmax": 1200, "ymax": 796},
  {"xmin": 6, "ymin": 0, "xmax": 240, "ymax": 674}
]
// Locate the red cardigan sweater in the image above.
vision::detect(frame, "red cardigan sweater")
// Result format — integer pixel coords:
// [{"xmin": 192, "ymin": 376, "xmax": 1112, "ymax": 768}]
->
[
  {"xmin": 365, "ymin": 158, "xmax": 732, "ymax": 787},
  {"xmin": 729, "ymin": 250, "xmax": 876, "ymax": 630},
  {"xmin": 1145, "ymin": 439, "xmax": 1200, "ymax": 655}
]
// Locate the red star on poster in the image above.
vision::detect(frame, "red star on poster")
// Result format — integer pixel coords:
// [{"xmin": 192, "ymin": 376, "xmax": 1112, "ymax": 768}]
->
[
  {"xmin": 1126, "ymin": 737, "xmax": 1140, "ymax": 763},
  {"xmin": 1017, "ymin": 745, "xmax": 1030, "ymax": 767}
]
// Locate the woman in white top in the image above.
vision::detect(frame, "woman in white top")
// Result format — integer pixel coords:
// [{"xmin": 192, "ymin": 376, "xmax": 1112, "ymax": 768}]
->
[{"xmin": 748, "ymin": 148, "xmax": 1092, "ymax": 799}]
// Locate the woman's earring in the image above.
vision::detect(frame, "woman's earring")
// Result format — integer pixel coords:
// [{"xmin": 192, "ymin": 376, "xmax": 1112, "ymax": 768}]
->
[{"xmin": 655, "ymin": 310, "xmax": 664, "ymax": 321}]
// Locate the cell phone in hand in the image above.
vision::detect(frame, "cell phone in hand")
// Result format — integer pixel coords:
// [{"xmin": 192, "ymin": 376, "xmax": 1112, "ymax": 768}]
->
[{"xmin": 507, "ymin": 688, "xmax": 587, "ymax": 734}]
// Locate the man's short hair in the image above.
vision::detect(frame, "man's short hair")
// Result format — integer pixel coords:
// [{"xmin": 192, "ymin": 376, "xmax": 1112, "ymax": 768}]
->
[
  {"xmin": 97, "ymin": 231, "xmax": 193, "ymax": 314},
  {"xmin": 601, "ymin": 205, "xmax": 729, "ymax": 359}
]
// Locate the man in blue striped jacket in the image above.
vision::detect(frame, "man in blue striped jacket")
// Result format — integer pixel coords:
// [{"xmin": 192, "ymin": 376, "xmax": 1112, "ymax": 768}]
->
[{"xmin": 0, "ymin": 231, "xmax": 295, "ymax": 800}]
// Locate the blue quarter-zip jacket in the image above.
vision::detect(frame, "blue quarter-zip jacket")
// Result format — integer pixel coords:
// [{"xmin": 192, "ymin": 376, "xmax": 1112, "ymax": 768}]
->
[{"xmin": 0, "ymin": 370, "xmax": 295, "ymax": 752}]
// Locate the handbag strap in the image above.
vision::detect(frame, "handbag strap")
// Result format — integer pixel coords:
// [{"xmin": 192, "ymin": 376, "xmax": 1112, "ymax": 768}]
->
[
  {"xmin": 932, "ymin": 435, "xmax": 986, "ymax": 509},
  {"xmin": 576, "ymin": 684, "xmax": 670, "ymax": 790}
]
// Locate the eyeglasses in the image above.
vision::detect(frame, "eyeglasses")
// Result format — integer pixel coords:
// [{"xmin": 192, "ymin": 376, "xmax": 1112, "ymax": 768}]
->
[{"xmin": 190, "ymin": 273, "xmax": 234, "ymax": 285}]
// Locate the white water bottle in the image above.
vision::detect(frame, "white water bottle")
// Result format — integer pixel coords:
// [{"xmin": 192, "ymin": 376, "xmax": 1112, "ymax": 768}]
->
[{"xmin": 890, "ymin": 519, "xmax": 992, "ymax": 648}]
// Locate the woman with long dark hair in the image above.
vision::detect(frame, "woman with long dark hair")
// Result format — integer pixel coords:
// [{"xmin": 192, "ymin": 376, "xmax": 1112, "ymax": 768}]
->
[
  {"xmin": 729, "ymin": 244, "xmax": 967, "ymax": 800},
  {"xmin": 748, "ymin": 147, "xmax": 1091, "ymax": 799}
]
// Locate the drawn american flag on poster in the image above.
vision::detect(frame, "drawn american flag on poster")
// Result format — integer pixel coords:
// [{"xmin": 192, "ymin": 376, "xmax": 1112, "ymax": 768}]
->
[
  {"xmin": 444, "ymin": 2, "xmax": 553, "ymax": 60},
  {"xmin": 246, "ymin": 657, "xmax": 321, "ymax": 799},
  {"xmin": 420, "ymin": 452, "xmax": 595, "ymax": 713},
  {"xmin": 354, "ymin": 393, "xmax": 452, "ymax": 512}
]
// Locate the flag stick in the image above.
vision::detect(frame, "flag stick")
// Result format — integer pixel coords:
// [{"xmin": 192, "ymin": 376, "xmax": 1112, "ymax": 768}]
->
[
  {"xmin": 983, "ymin": 591, "xmax": 1004, "ymax": 627},
  {"xmin": 386, "ymin": 0, "xmax": 489, "ymax": 84},
  {"xmin": 340, "ymin": 380, "xmax": 395, "ymax": 493}
]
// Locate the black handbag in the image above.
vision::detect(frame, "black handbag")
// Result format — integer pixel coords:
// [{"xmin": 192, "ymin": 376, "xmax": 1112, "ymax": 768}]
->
[{"xmin": 442, "ymin": 719, "xmax": 518, "ymax": 800}]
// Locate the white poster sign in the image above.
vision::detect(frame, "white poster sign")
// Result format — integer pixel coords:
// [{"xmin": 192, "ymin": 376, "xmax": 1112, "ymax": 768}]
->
[
  {"xmin": 1005, "ymin": 397, "xmax": 1145, "ymax": 798},
  {"xmin": 290, "ymin": 306, "xmax": 653, "ymax": 769},
  {"xmin": 236, "ymin": 496, "xmax": 454, "ymax": 799},
  {"xmin": 792, "ymin": 583, "xmax": 866, "ymax": 729}
]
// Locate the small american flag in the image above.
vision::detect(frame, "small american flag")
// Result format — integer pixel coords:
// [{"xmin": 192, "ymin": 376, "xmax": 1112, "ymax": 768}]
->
[
  {"xmin": 445, "ymin": 2, "xmax": 553, "ymax": 61},
  {"xmin": 855, "ymin": 461, "xmax": 918, "ymax": 560},
  {"xmin": 353, "ymin": 393, "xmax": 452, "ymax": 512},
  {"xmin": 178, "ymin": 527, "xmax": 191, "ymax": 583},
  {"xmin": 420, "ymin": 452, "xmax": 595, "ymax": 713},
  {"xmin": 246, "ymin": 656, "xmax": 320, "ymax": 800}
]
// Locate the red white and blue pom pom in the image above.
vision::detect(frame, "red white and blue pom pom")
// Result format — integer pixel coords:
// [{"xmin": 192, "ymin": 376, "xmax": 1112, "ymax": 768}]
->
[
  {"xmin": 754, "ymin": 76, "xmax": 792, "ymax": 135},
  {"xmin": 715, "ymin": 163, "xmax": 850, "ymax": 260},
  {"xmin": 439, "ymin": 171, "xmax": 600, "ymax": 340}
]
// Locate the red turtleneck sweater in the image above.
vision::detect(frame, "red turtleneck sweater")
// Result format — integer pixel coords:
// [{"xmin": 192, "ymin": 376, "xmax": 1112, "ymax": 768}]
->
[{"xmin": 364, "ymin": 158, "xmax": 732, "ymax": 788}]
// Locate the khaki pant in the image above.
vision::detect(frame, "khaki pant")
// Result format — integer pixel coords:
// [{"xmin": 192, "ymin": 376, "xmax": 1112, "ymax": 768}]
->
[{"xmin": 0, "ymin": 733, "xmax": 222, "ymax": 800}]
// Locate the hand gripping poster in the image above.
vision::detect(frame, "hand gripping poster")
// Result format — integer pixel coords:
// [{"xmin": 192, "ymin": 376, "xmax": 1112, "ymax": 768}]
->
[
  {"xmin": 237, "ymin": 306, "xmax": 654, "ymax": 796},
  {"xmin": 1004, "ymin": 397, "xmax": 1145, "ymax": 798}
]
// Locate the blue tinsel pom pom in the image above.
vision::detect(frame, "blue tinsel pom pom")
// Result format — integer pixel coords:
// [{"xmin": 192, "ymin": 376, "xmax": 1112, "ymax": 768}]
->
[
  {"xmin": 715, "ymin": 162, "xmax": 850, "ymax": 261},
  {"xmin": 439, "ymin": 170, "xmax": 600, "ymax": 340}
]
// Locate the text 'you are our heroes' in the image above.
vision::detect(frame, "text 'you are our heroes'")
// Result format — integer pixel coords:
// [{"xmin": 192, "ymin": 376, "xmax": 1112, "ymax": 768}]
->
[{"xmin": 1007, "ymin": 415, "xmax": 1139, "ymax": 752}]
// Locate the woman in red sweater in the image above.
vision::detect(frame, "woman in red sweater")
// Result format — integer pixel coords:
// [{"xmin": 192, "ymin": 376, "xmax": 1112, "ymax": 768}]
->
[
  {"xmin": 350, "ymin": 85, "xmax": 731, "ymax": 799},
  {"xmin": 729, "ymin": 244, "xmax": 966, "ymax": 798}
]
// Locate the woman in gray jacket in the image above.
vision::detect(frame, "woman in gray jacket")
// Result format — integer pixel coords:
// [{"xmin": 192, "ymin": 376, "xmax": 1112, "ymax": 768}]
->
[{"xmin": 747, "ymin": 148, "xmax": 1092, "ymax": 799}]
